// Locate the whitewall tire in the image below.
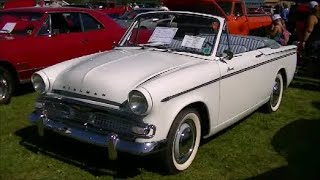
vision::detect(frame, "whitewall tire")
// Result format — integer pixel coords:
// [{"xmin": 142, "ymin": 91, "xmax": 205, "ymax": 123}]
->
[
  {"xmin": 163, "ymin": 108, "xmax": 201, "ymax": 174},
  {"xmin": 266, "ymin": 73, "xmax": 284, "ymax": 112}
]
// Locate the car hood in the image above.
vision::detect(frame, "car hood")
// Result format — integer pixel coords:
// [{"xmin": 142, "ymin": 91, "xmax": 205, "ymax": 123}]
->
[{"xmin": 52, "ymin": 48, "xmax": 202, "ymax": 104}]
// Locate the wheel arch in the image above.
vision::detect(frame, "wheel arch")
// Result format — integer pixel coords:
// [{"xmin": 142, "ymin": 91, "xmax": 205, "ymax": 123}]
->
[
  {"xmin": 278, "ymin": 68, "xmax": 288, "ymax": 89},
  {"xmin": 0, "ymin": 60, "xmax": 19, "ymax": 83},
  {"xmin": 168, "ymin": 101, "xmax": 211, "ymax": 138}
]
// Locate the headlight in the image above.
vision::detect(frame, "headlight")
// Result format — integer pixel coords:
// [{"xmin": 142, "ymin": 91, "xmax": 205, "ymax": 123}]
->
[
  {"xmin": 128, "ymin": 90, "xmax": 149, "ymax": 115},
  {"xmin": 31, "ymin": 74, "xmax": 46, "ymax": 94}
]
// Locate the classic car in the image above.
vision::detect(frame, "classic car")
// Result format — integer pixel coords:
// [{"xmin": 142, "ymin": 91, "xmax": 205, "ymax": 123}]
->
[
  {"xmin": 0, "ymin": 7, "xmax": 125, "ymax": 104},
  {"xmin": 29, "ymin": 11, "xmax": 297, "ymax": 173},
  {"xmin": 114, "ymin": 8, "xmax": 162, "ymax": 28},
  {"xmin": 163, "ymin": 0, "xmax": 272, "ymax": 35}
]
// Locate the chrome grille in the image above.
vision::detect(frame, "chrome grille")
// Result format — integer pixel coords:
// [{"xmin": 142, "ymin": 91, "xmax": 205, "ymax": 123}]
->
[{"xmin": 43, "ymin": 101, "xmax": 143, "ymax": 140}]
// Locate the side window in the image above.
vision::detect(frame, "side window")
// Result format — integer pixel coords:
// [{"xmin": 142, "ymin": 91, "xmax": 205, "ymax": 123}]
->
[
  {"xmin": 50, "ymin": 13, "xmax": 71, "ymax": 34},
  {"xmin": 40, "ymin": 13, "xmax": 82, "ymax": 35},
  {"xmin": 64, "ymin": 13, "xmax": 82, "ymax": 33},
  {"xmin": 81, "ymin": 13, "xmax": 103, "ymax": 32},
  {"xmin": 234, "ymin": 3, "xmax": 243, "ymax": 16},
  {"xmin": 38, "ymin": 17, "xmax": 50, "ymax": 35}
]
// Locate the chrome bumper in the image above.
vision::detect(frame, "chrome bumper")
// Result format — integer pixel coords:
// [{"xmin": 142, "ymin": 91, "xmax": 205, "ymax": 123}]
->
[{"xmin": 29, "ymin": 111, "xmax": 165, "ymax": 160}]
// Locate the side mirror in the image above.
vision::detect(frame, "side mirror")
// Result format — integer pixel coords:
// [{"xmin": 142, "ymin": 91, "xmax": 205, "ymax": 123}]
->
[{"xmin": 222, "ymin": 50, "xmax": 233, "ymax": 60}]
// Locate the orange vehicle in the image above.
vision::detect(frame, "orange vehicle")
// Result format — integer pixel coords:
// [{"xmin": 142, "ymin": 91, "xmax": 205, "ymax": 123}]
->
[{"xmin": 163, "ymin": 0, "xmax": 272, "ymax": 35}]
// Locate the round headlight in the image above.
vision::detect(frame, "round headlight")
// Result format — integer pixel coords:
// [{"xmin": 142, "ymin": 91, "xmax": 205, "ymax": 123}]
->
[
  {"xmin": 31, "ymin": 74, "xmax": 46, "ymax": 94},
  {"xmin": 128, "ymin": 90, "xmax": 148, "ymax": 115}
]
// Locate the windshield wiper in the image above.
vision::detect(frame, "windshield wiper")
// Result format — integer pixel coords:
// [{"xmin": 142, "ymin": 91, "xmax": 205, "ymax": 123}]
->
[
  {"xmin": 139, "ymin": 42, "xmax": 168, "ymax": 49},
  {"xmin": 0, "ymin": 29, "xmax": 13, "ymax": 36},
  {"xmin": 0, "ymin": 29, "xmax": 11, "ymax": 34}
]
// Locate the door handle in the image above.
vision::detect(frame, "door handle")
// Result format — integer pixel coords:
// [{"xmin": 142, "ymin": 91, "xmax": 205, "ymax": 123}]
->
[{"xmin": 227, "ymin": 67, "xmax": 234, "ymax": 72}]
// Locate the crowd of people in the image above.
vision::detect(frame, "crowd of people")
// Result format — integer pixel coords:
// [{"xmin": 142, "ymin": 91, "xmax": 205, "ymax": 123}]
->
[
  {"xmin": 267, "ymin": 1, "xmax": 319, "ymax": 60},
  {"xmin": 124, "ymin": 1, "xmax": 169, "ymax": 11},
  {"xmin": 302, "ymin": 1, "xmax": 320, "ymax": 59}
]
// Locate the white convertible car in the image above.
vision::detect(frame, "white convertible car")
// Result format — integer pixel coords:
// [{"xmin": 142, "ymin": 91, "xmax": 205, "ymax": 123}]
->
[{"xmin": 30, "ymin": 11, "xmax": 297, "ymax": 173}]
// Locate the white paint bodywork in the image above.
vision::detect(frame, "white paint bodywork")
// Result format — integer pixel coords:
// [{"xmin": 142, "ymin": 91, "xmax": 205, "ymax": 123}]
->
[{"xmin": 35, "ymin": 12, "xmax": 297, "ymax": 144}]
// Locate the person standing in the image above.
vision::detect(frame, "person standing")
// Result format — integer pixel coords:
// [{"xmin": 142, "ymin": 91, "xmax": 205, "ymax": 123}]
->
[
  {"xmin": 133, "ymin": 3, "xmax": 139, "ymax": 10},
  {"xmin": 159, "ymin": 1, "xmax": 169, "ymax": 11},
  {"xmin": 281, "ymin": 3, "xmax": 290, "ymax": 22},
  {"xmin": 302, "ymin": 1, "xmax": 320, "ymax": 59},
  {"xmin": 50, "ymin": 0, "xmax": 63, "ymax": 7}
]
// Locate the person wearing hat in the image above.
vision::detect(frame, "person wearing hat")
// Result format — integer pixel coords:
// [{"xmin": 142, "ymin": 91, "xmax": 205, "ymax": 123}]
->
[
  {"xmin": 302, "ymin": 1, "xmax": 320, "ymax": 58},
  {"xmin": 268, "ymin": 14, "xmax": 289, "ymax": 45}
]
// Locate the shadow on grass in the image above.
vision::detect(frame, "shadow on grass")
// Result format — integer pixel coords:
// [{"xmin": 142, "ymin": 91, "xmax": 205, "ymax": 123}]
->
[
  {"xmin": 14, "ymin": 83, "xmax": 34, "ymax": 97},
  {"xmin": 200, "ymin": 112, "xmax": 256, "ymax": 145},
  {"xmin": 15, "ymin": 126, "xmax": 166, "ymax": 178},
  {"xmin": 296, "ymin": 57, "xmax": 320, "ymax": 79},
  {"xmin": 290, "ymin": 77, "xmax": 320, "ymax": 92},
  {"xmin": 247, "ymin": 119, "xmax": 320, "ymax": 180},
  {"xmin": 312, "ymin": 101, "xmax": 320, "ymax": 110},
  {"xmin": 291, "ymin": 57, "xmax": 320, "ymax": 92}
]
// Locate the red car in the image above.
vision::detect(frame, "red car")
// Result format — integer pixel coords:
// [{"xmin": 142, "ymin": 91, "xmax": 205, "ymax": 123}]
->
[{"xmin": 0, "ymin": 7, "xmax": 125, "ymax": 104}]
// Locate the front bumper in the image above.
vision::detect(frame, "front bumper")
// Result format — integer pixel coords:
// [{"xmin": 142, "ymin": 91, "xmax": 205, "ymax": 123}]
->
[{"xmin": 29, "ymin": 111, "xmax": 166, "ymax": 160}]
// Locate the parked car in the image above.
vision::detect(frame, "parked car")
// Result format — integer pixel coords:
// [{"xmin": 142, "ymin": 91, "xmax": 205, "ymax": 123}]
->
[
  {"xmin": 65, "ymin": 4, "xmax": 94, "ymax": 9},
  {"xmin": 163, "ymin": 0, "xmax": 272, "ymax": 35},
  {"xmin": 114, "ymin": 8, "xmax": 162, "ymax": 28},
  {"xmin": 0, "ymin": 7, "xmax": 125, "ymax": 104},
  {"xmin": 3, "ymin": 0, "xmax": 36, "ymax": 9},
  {"xmin": 29, "ymin": 11, "xmax": 297, "ymax": 173}
]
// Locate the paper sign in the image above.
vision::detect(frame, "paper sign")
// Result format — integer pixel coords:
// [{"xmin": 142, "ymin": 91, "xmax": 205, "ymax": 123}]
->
[
  {"xmin": 181, "ymin": 35, "xmax": 205, "ymax": 49},
  {"xmin": 148, "ymin": 27, "xmax": 178, "ymax": 44},
  {"xmin": 1, "ymin": 23, "xmax": 16, "ymax": 33}
]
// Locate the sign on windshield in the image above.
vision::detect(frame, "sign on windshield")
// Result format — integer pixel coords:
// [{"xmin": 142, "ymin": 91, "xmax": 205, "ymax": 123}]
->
[{"xmin": 120, "ymin": 12, "xmax": 220, "ymax": 56}]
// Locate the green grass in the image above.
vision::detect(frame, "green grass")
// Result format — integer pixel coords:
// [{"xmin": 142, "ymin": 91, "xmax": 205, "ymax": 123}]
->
[{"xmin": 1, "ymin": 71, "xmax": 320, "ymax": 180}]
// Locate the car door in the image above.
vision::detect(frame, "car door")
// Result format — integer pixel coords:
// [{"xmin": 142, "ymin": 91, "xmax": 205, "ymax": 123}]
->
[
  {"xmin": 25, "ymin": 12, "xmax": 89, "ymax": 69},
  {"xmin": 79, "ymin": 12, "xmax": 120, "ymax": 54},
  {"xmin": 228, "ymin": 2, "xmax": 249, "ymax": 35},
  {"xmin": 217, "ymin": 31, "xmax": 269, "ymax": 124}
]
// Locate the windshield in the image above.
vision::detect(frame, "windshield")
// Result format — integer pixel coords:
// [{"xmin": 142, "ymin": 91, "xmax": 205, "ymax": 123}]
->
[
  {"xmin": 119, "ymin": 12, "xmax": 220, "ymax": 56},
  {"xmin": 218, "ymin": 2, "xmax": 232, "ymax": 15},
  {"xmin": 118, "ymin": 9, "xmax": 153, "ymax": 20},
  {"xmin": 0, "ymin": 12, "xmax": 43, "ymax": 35}
]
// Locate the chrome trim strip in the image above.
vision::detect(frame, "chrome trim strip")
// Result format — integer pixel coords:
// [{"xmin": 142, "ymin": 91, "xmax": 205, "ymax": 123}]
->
[
  {"xmin": 53, "ymin": 90, "xmax": 122, "ymax": 107},
  {"xmin": 266, "ymin": 48, "xmax": 296, "ymax": 56},
  {"xmin": 161, "ymin": 52, "xmax": 296, "ymax": 102},
  {"xmin": 40, "ymin": 95, "xmax": 139, "ymax": 119}
]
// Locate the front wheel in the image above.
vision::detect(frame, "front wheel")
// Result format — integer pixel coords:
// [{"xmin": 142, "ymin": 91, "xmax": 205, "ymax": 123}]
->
[
  {"xmin": 265, "ymin": 73, "xmax": 284, "ymax": 112},
  {"xmin": 0, "ymin": 67, "xmax": 14, "ymax": 105},
  {"xmin": 162, "ymin": 108, "xmax": 201, "ymax": 174}
]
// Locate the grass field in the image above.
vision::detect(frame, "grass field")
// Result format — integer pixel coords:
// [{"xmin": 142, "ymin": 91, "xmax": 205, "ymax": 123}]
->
[{"xmin": 1, "ymin": 63, "xmax": 319, "ymax": 180}]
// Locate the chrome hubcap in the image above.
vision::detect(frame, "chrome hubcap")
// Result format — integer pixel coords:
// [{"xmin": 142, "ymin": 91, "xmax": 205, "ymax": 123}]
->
[
  {"xmin": 0, "ymin": 74, "xmax": 8, "ymax": 99},
  {"xmin": 174, "ymin": 119, "xmax": 196, "ymax": 164},
  {"xmin": 270, "ymin": 78, "xmax": 281, "ymax": 107}
]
